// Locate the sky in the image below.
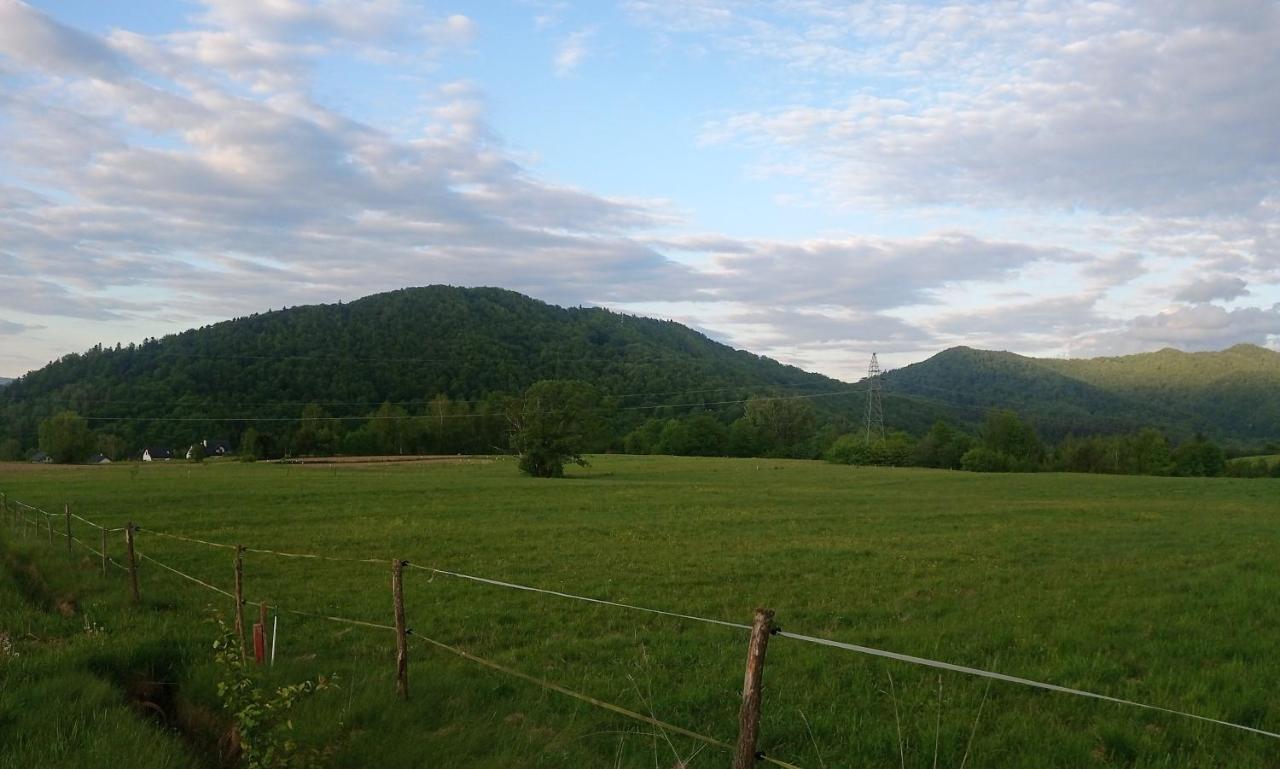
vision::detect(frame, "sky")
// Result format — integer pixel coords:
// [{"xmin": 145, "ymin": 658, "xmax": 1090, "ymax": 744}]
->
[{"xmin": 0, "ymin": 0, "xmax": 1277, "ymax": 381}]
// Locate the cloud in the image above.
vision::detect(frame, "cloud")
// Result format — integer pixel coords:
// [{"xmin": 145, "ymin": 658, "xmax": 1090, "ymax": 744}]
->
[
  {"xmin": 926, "ymin": 294, "xmax": 1108, "ymax": 352},
  {"xmin": 423, "ymin": 14, "xmax": 476, "ymax": 47},
  {"xmin": 0, "ymin": 318, "xmax": 37, "ymax": 335},
  {"xmin": 683, "ymin": 2, "xmax": 1280, "ymax": 218},
  {"xmin": 1074, "ymin": 303, "xmax": 1280, "ymax": 356},
  {"xmin": 1173, "ymin": 275, "xmax": 1250, "ymax": 304},
  {"xmin": 194, "ymin": 0, "xmax": 418, "ymax": 44},
  {"xmin": 3, "ymin": 1, "xmax": 1279, "ymax": 378},
  {"xmin": 554, "ymin": 28, "xmax": 594, "ymax": 76},
  {"xmin": 661, "ymin": 231, "xmax": 1082, "ymax": 310},
  {"xmin": 0, "ymin": 5, "xmax": 695, "ymax": 334},
  {"xmin": 0, "ymin": 0, "xmax": 126, "ymax": 76}
]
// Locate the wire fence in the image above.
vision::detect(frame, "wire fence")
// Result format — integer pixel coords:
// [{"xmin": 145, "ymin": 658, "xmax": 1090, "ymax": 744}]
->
[{"xmin": 3, "ymin": 490, "xmax": 1280, "ymax": 769}]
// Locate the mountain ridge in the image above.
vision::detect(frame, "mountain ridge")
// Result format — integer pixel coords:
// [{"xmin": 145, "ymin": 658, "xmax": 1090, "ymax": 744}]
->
[
  {"xmin": 2, "ymin": 286, "xmax": 1277, "ymax": 453},
  {"xmin": 884, "ymin": 343, "xmax": 1280, "ymax": 444}
]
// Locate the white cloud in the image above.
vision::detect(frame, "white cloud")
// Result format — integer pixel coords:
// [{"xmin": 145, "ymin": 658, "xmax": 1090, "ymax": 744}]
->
[
  {"xmin": 672, "ymin": 2, "xmax": 1279, "ymax": 223},
  {"xmin": 423, "ymin": 14, "xmax": 476, "ymax": 47},
  {"xmin": 554, "ymin": 28, "xmax": 594, "ymax": 76},
  {"xmin": 658, "ymin": 231, "xmax": 1083, "ymax": 309},
  {"xmin": 2, "ymin": 0, "xmax": 1279, "ymax": 378},
  {"xmin": 0, "ymin": 0, "xmax": 125, "ymax": 76}
]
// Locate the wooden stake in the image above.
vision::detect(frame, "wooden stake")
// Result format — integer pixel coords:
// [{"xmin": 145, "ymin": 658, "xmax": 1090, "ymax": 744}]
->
[
  {"xmin": 101, "ymin": 527, "xmax": 108, "ymax": 577},
  {"xmin": 732, "ymin": 607, "xmax": 776, "ymax": 769},
  {"xmin": 257, "ymin": 598, "xmax": 270, "ymax": 660},
  {"xmin": 64, "ymin": 503, "xmax": 73, "ymax": 559},
  {"xmin": 233, "ymin": 545, "xmax": 246, "ymax": 654},
  {"xmin": 125, "ymin": 523, "xmax": 140, "ymax": 604},
  {"xmin": 391, "ymin": 558, "xmax": 409, "ymax": 699},
  {"xmin": 47, "ymin": 512, "xmax": 53, "ymax": 545}
]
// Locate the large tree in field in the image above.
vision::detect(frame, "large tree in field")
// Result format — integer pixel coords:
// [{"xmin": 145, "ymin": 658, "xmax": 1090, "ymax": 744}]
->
[
  {"xmin": 508, "ymin": 380, "xmax": 601, "ymax": 477},
  {"xmin": 38, "ymin": 410, "xmax": 95, "ymax": 463}
]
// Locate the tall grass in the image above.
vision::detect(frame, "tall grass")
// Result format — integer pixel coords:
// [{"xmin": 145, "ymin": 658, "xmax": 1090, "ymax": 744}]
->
[{"xmin": 2, "ymin": 456, "xmax": 1279, "ymax": 767}]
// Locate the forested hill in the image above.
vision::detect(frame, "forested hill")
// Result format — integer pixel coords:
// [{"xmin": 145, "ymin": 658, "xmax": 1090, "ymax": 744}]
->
[
  {"xmin": 1041, "ymin": 345, "xmax": 1280, "ymax": 443},
  {"xmin": 0, "ymin": 286, "xmax": 869, "ymax": 451},
  {"xmin": 3, "ymin": 286, "xmax": 1275, "ymax": 457},
  {"xmin": 883, "ymin": 345, "xmax": 1280, "ymax": 444},
  {"xmin": 0, "ymin": 378, "xmax": 11, "ymax": 387}
]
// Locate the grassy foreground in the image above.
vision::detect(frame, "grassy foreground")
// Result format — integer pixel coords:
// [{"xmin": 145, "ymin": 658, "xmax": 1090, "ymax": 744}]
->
[{"xmin": 2, "ymin": 455, "xmax": 1278, "ymax": 768}]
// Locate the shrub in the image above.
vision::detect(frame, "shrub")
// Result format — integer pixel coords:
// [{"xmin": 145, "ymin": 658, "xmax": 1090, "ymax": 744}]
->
[
  {"xmin": 212, "ymin": 618, "xmax": 335, "ymax": 769},
  {"xmin": 960, "ymin": 446, "xmax": 1013, "ymax": 472}
]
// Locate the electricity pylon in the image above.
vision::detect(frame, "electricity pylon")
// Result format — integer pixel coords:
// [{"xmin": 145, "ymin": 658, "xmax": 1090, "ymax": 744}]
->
[{"xmin": 863, "ymin": 353, "xmax": 884, "ymax": 444}]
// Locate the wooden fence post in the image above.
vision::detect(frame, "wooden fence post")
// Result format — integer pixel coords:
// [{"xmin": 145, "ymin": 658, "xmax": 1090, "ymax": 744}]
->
[
  {"xmin": 64, "ymin": 503, "xmax": 73, "ymax": 559},
  {"xmin": 101, "ymin": 527, "xmax": 108, "ymax": 577},
  {"xmin": 391, "ymin": 558, "xmax": 409, "ymax": 699},
  {"xmin": 47, "ymin": 512, "xmax": 53, "ymax": 545},
  {"xmin": 732, "ymin": 608, "xmax": 776, "ymax": 769},
  {"xmin": 233, "ymin": 545, "xmax": 246, "ymax": 654},
  {"xmin": 253, "ymin": 601, "xmax": 268, "ymax": 664},
  {"xmin": 125, "ymin": 523, "xmax": 140, "ymax": 604}
]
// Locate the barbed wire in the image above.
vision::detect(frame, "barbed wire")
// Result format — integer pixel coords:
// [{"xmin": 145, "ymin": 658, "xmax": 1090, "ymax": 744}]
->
[
  {"xmin": 45, "ymin": 529, "xmax": 801, "ymax": 766},
  {"xmin": 408, "ymin": 632, "xmax": 803, "ymax": 769},
  {"xmin": 5, "ymin": 493, "xmax": 1280, "ymax": 744}
]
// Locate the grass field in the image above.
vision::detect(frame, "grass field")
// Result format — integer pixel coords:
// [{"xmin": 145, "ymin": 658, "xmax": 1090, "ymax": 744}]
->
[
  {"xmin": 1230, "ymin": 454, "xmax": 1280, "ymax": 467},
  {"xmin": 2, "ymin": 456, "xmax": 1279, "ymax": 768}
]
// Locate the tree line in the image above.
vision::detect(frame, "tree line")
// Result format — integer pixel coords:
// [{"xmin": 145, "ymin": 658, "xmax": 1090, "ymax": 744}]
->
[{"xmin": 15, "ymin": 378, "xmax": 1275, "ymax": 480}]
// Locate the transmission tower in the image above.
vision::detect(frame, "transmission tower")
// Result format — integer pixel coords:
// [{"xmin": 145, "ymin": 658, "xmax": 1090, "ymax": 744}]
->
[{"xmin": 863, "ymin": 353, "xmax": 884, "ymax": 444}]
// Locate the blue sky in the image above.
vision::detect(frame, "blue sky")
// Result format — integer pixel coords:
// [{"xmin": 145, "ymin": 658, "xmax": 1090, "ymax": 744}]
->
[{"xmin": 1, "ymin": 0, "xmax": 1278, "ymax": 380}]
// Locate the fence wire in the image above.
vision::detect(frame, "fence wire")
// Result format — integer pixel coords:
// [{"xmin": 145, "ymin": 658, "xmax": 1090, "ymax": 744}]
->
[{"xmin": 4, "ymin": 492, "xmax": 1280, "ymax": 746}]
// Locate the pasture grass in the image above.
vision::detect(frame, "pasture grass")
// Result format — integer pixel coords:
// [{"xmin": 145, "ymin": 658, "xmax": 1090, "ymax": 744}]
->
[
  {"xmin": 1230, "ymin": 454, "xmax": 1280, "ymax": 467},
  {"xmin": 2, "ymin": 455, "xmax": 1279, "ymax": 768}
]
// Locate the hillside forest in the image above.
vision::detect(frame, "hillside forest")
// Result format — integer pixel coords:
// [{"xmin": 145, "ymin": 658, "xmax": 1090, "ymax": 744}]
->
[{"xmin": 2, "ymin": 287, "xmax": 1277, "ymax": 479}]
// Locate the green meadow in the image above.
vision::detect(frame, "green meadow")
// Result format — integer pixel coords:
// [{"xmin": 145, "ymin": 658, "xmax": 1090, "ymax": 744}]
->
[{"xmin": 2, "ymin": 455, "xmax": 1279, "ymax": 768}]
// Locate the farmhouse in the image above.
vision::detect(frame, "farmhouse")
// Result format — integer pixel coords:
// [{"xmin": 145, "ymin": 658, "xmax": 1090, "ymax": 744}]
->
[
  {"xmin": 87, "ymin": 454, "xmax": 112, "ymax": 464},
  {"xmin": 29, "ymin": 451, "xmax": 52, "ymax": 463},
  {"xmin": 142, "ymin": 447, "xmax": 175, "ymax": 462},
  {"xmin": 186, "ymin": 439, "xmax": 231, "ymax": 459}
]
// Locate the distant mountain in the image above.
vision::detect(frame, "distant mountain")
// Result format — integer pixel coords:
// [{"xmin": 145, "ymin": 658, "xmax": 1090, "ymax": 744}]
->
[
  {"xmin": 0, "ymin": 286, "xmax": 864, "ymax": 450},
  {"xmin": 2, "ymin": 286, "xmax": 1275, "ymax": 453},
  {"xmin": 0, "ymin": 377, "xmax": 11, "ymax": 388},
  {"xmin": 884, "ymin": 345, "xmax": 1280, "ymax": 444}
]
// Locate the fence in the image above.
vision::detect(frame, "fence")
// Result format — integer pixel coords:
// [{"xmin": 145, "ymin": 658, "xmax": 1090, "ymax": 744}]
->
[{"xmin": 2, "ymin": 490, "xmax": 1279, "ymax": 769}]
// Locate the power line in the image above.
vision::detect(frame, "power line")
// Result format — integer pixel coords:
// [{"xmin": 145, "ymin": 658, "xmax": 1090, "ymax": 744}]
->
[
  {"xmin": 71, "ymin": 387, "xmax": 871, "ymax": 423},
  {"xmin": 23, "ymin": 382, "xmax": 842, "ymax": 410}
]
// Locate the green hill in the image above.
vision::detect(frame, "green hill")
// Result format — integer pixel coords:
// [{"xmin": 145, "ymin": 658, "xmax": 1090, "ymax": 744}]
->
[
  {"xmin": 3, "ymin": 287, "xmax": 1276, "ymax": 456},
  {"xmin": 1040, "ymin": 345, "xmax": 1280, "ymax": 442},
  {"xmin": 884, "ymin": 345, "xmax": 1280, "ymax": 445},
  {"xmin": 0, "ymin": 286, "xmax": 868, "ymax": 452}
]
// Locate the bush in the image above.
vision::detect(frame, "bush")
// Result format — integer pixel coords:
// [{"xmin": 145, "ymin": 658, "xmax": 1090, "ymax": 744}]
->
[
  {"xmin": 1171, "ymin": 435, "xmax": 1226, "ymax": 477},
  {"xmin": 826, "ymin": 432, "xmax": 915, "ymax": 466},
  {"xmin": 212, "ymin": 618, "xmax": 335, "ymax": 768},
  {"xmin": 960, "ymin": 446, "xmax": 1013, "ymax": 472}
]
